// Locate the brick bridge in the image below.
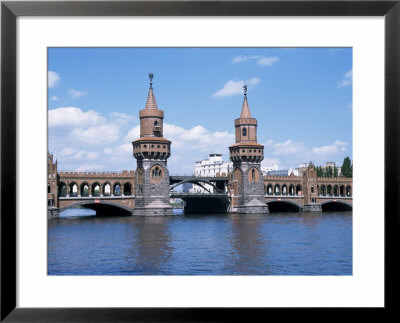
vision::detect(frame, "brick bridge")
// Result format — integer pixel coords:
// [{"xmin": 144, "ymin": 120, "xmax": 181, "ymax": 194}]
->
[
  {"xmin": 48, "ymin": 153, "xmax": 352, "ymax": 217},
  {"xmin": 47, "ymin": 153, "xmax": 136, "ymax": 218}
]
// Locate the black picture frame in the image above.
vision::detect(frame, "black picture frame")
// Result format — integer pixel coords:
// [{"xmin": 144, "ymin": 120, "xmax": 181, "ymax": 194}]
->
[{"xmin": 1, "ymin": 1, "xmax": 399, "ymax": 321}]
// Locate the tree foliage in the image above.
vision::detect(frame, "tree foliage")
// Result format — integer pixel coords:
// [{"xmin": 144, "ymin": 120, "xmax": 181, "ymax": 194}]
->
[{"xmin": 341, "ymin": 156, "xmax": 353, "ymax": 178}]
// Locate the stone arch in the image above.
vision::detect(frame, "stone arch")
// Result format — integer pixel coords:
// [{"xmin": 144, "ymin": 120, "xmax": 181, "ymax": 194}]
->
[
  {"xmin": 58, "ymin": 182, "xmax": 67, "ymax": 197},
  {"xmin": 289, "ymin": 184, "xmax": 295, "ymax": 196},
  {"xmin": 320, "ymin": 200, "xmax": 352, "ymax": 211},
  {"xmin": 113, "ymin": 182, "xmax": 122, "ymax": 196},
  {"xmin": 266, "ymin": 199, "xmax": 302, "ymax": 212},
  {"xmin": 327, "ymin": 185, "xmax": 332, "ymax": 196},
  {"xmin": 150, "ymin": 164, "xmax": 164, "ymax": 184},
  {"xmin": 333, "ymin": 185, "xmax": 339, "ymax": 197},
  {"xmin": 340, "ymin": 185, "xmax": 345, "ymax": 197},
  {"xmin": 346, "ymin": 185, "xmax": 352, "ymax": 197},
  {"xmin": 123, "ymin": 182, "xmax": 133, "ymax": 196},
  {"xmin": 59, "ymin": 200, "xmax": 133, "ymax": 216},
  {"xmin": 320, "ymin": 184, "xmax": 326, "ymax": 196},
  {"xmin": 296, "ymin": 184, "xmax": 302, "ymax": 196},
  {"xmin": 266, "ymin": 184, "xmax": 273, "ymax": 196},
  {"xmin": 274, "ymin": 184, "xmax": 280, "ymax": 195},
  {"xmin": 282, "ymin": 184, "xmax": 288, "ymax": 196},
  {"xmin": 69, "ymin": 182, "xmax": 79, "ymax": 197},
  {"xmin": 103, "ymin": 182, "xmax": 111, "ymax": 196},
  {"xmin": 248, "ymin": 167, "xmax": 260, "ymax": 183},
  {"xmin": 80, "ymin": 182, "xmax": 89, "ymax": 197},
  {"xmin": 92, "ymin": 182, "xmax": 101, "ymax": 197}
]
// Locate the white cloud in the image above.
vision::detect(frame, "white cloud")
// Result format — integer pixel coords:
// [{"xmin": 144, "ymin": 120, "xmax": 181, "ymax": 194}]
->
[
  {"xmin": 48, "ymin": 107, "xmax": 104, "ymax": 127},
  {"xmin": 212, "ymin": 77, "xmax": 261, "ymax": 98},
  {"xmin": 262, "ymin": 139, "xmax": 349, "ymax": 169},
  {"xmin": 337, "ymin": 69, "xmax": 353, "ymax": 88},
  {"xmin": 273, "ymin": 140, "xmax": 305, "ymax": 155},
  {"xmin": 109, "ymin": 112, "xmax": 136, "ymax": 123},
  {"xmin": 68, "ymin": 88, "xmax": 86, "ymax": 98},
  {"xmin": 60, "ymin": 147, "xmax": 75, "ymax": 156},
  {"xmin": 262, "ymin": 158, "xmax": 281, "ymax": 168},
  {"xmin": 256, "ymin": 56, "xmax": 280, "ymax": 66},
  {"xmin": 312, "ymin": 141, "xmax": 347, "ymax": 155},
  {"xmin": 71, "ymin": 124, "xmax": 120, "ymax": 145},
  {"xmin": 232, "ymin": 55, "xmax": 279, "ymax": 66},
  {"xmin": 48, "ymin": 71, "xmax": 60, "ymax": 88},
  {"xmin": 50, "ymin": 96, "xmax": 59, "ymax": 101},
  {"xmin": 124, "ymin": 125, "xmax": 140, "ymax": 142}
]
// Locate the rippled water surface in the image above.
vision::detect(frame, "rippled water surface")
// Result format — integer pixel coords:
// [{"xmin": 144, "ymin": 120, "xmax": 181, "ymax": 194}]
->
[{"xmin": 48, "ymin": 209, "xmax": 352, "ymax": 275}]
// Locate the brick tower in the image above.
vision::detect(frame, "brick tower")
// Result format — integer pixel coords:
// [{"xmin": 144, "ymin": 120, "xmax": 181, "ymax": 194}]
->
[
  {"xmin": 229, "ymin": 86, "xmax": 269, "ymax": 214},
  {"xmin": 132, "ymin": 74, "xmax": 173, "ymax": 216}
]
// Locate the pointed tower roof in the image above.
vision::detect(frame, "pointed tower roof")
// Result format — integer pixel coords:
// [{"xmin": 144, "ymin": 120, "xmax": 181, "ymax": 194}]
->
[
  {"xmin": 240, "ymin": 85, "xmax": 252, "ymax": 118},
  {"xmin": 145, "ymin": 73, "xmax": 158, "ymax": 110}
]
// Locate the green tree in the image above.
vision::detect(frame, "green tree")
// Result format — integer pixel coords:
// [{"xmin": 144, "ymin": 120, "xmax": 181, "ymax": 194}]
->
[
  {"xmin": 334, "ymin": 167, "xmax": 338, "ymax": 177},
  {"xmin": 342, "ymin": 156, "xmax": 352, "ymax": 178},
  {"xmin": 327, "ymin": 166, "xmax": 333, "ymax": 178}
]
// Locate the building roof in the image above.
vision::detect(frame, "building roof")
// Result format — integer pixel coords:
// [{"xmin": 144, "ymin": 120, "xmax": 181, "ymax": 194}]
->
[
  {"xmin": 145, "ymin": 79, "xmax": 158, "ymax": 110},
  {"xmin": 240, "ymin": 95, "xmax": 252, "ymax": 118}
]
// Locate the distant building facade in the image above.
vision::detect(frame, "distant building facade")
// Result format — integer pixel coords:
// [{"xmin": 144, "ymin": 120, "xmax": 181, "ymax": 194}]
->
[
  {"xmin": 194, "ymin": 153, "xmax": 232, "ymax": 177},
  {"xmin": 261, "ymin": 164, "xmax": 279, "ymax": 174},
  {"xmin": 191, "ymin": 153, "xmax": 232, "ymax": 193}
]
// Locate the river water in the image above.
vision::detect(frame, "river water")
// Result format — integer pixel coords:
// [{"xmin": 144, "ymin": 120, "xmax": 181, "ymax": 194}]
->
[{"xmin": 48, "ymin": 209, "xmax": 352, "ymax": 275}]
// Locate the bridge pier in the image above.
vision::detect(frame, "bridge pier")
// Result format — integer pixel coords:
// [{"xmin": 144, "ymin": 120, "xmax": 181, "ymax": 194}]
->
[
  {"xmin": 48, "ymin": 207, "xmax": 60, "ymax": 219},
  {"xmin": 302, "ymin": 204, "xmax": 322, "ymax": 212}
]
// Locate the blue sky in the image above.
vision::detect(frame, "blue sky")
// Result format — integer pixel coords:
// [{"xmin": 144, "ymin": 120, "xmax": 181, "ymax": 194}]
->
[{"xmin": 48, "ymin": 47, "xmax": 352, "ymax": 174}]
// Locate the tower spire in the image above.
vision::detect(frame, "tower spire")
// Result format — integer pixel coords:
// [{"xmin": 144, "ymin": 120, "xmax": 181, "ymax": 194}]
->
[
  {"xmin": 145, "ymin": 72, "xmax": 158, "ymax": 110},
  {"xmin": 240, "ymin": 84, "xmax": 252, "ymax": 118}
]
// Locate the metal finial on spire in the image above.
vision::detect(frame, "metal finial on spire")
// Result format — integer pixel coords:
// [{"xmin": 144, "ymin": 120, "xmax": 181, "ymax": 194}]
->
[
  {"xmin": 243, "ymin": 84, "xmax": 247, "ymax": 96},
  {"xmin": 149, "ymin": 73, "xmax": 154, "ymax": 87}
]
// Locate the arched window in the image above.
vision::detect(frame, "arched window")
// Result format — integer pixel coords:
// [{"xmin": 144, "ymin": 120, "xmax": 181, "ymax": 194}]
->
[
  {"xmin": 267, "ymin": 184, "xmax": 273, "ymax": 196},
  {"xmin": 154, "ymin": 121, "xmax": 159, "ymax": 126},
  {"xmin": 152, "ymin": 166, "xmax": 162, "ymax": 178},
  {"xmin": 242, "ymin": 128, "xmax": 247, "ymax": 136},
  {"xmin": 251, "ymin": 169, "xmax": 255, "ymax": 181},
  {"xmin": 81, "ymin": 183, "xmax": 89, "ymax": 197},
  {"xmin": 114, "ymin": 183, "xmax": 121, "ymax": 196},
  {"xmin": 92, "ymin": 183, "xmax": 100, "ymax": 197},
  {"xmin": 124, "ymin": 183, "xmax": 132, "ymax": 196}
]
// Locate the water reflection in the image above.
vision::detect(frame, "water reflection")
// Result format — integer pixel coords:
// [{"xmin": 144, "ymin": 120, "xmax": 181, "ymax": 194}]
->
[
  {"xmin": 128, "ymin": 217, "xmax": 173, "ymax": 275},
  {"xmin": 228, "ymin": 214, "xmax": 270, "ymax": 275},
  {"xmin": 48, "ymin": 211, "xmax": 352, "ymax": 275}
]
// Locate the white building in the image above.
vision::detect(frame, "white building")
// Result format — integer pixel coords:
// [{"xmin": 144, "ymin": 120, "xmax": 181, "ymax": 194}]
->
[
  {"xmin": 194, "ymin": 153, "xmax": 233, "ymax": 177},
  {"xmin": 192, "ymin": 154, "xmax": 232, "ymax": 193},
  {"xmin": 261, "ymin": 164, "xmax": 279, "ymax": 174}
]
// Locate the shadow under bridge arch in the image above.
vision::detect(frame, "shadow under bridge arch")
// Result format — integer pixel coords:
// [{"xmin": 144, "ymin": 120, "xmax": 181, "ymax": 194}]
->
[
  {"xmin": 320, "ymin": 200, "xmax": 352, "ymax": 211},
  {"xmin": 266, "ymin": 199, "xmax": 303, "ymax": 212},
  {"xmin": 59, "ymin": 200, "xmax": 133, "ymax": 216}
]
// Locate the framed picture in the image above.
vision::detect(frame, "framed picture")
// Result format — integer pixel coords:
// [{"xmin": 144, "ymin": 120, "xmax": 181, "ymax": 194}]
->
[{"xmin": 1, "ymin": 0, "xmax": 399, "ymax": 321}]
